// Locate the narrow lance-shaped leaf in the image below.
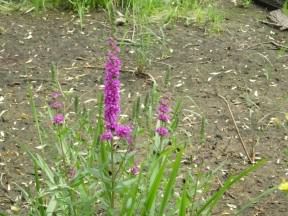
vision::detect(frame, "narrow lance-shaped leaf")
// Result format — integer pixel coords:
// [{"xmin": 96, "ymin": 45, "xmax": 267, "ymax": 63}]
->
[
  {"xmin": 196, "ymin": 160, "xmax": 266, "ymax": 215},
  {"xmin": 141, "ymin": 156, "xmax": 168, "ymax": 216},
  {"xmin": 159, "ymin": 149, "xmax": 183, "ymax": 215}
]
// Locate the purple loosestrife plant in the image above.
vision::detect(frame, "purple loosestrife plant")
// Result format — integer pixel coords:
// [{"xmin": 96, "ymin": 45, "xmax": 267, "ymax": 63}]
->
[
  {"xmin": 101, "ymin": 38, "xmax": 134, "ymax": 210},
  {"xmin": 102, "ymin": 38, "xmax": 132, "ymax": 143}
]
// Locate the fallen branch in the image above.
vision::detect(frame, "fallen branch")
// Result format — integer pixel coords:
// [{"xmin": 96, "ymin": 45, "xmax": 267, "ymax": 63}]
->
[
  {"xmin": 247, "ymin": 40, "xmax": 288, "ymax": 51},
  {"xmin": 218, "ymin": 94, "xmax": 254, "ymax": 164},
  {"xmin": 270, "ymin": 41, "xmax": 288, "ymax": 50},
  {"xmin": 83, "ymin": 64, "xmax": 156, "ymax": 85}
]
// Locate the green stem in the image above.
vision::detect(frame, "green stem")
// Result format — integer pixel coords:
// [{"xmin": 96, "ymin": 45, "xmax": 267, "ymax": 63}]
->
[
  {"xmin": 34, "ymin": 163, "xmax": 45, "ymax": 216},
  {"xmin": 114, "ymin": 149, "xmax": 129, "ymax": 179},
  {"xmin": 57, "ymin": 130, "xmax": 68, "ymax": 175},
  {"xmin": 111, "ymin": 140, "xmax": 115, "ymax": 210},
  {"xmin": 29, "ymin": 87, "xmax": 43, "ymax": 146}
]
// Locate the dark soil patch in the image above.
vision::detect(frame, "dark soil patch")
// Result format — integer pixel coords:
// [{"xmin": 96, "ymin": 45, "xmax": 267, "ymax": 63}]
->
[{"xmin": 1, "ymin": 1, "xmax": 288, "ymax": 215}]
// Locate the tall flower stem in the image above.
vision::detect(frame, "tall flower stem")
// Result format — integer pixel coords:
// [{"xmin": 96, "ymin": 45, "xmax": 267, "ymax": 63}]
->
[
  {"xmin": 101, "ymin": 38, "xmax": 133, "ymax": 212},
  {"xmin": 57, "ymin": 131, "xmax": 68, "ymax": 176},
  {"xmin": 110, "ymin": 140, "xmax": 115, "ymax": 210}
]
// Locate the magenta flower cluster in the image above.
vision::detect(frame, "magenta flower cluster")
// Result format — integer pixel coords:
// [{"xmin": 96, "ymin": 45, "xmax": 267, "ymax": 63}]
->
[
  {"xmin": 49, "ymin": 92, "xmax": 64, "ymax": 125},
  {"xmin": 157, "ymin": 96, "xmax": 171, "ymax": 123},
  {"xmin": 156, "ymin": 96, "xmax": 171, "ymax": 137},
  {"xmin": 103, "ymin": 38, "xmax": 121, "ymax": 131},
  {"xmin": 49, "ymin": 92, "xmax": 64, "ymax": 110},
  {"xmin": 156, "ymin": 127, "xmax": 169, "ymax": 137},
  {"xmin": 53, "ymin": 113, "xmax": 65, "ymax": 125},
  {"xmin": 101, "ymin": 38, "xmax": 132, "ymax": 143}
]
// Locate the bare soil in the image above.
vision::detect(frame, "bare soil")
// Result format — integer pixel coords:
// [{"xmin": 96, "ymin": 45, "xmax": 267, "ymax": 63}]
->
[{"xmin": 1, "ymin": 1, "xmax": 288, "ymax": 215}]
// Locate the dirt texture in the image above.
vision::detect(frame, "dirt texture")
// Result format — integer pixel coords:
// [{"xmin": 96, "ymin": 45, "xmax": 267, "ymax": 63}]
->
[{"xmin": 1, "ymin": 1, "xmax": 288, "ymax": 215}]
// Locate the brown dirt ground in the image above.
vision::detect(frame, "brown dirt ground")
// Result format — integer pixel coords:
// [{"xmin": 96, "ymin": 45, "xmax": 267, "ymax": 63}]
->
[{"xmin": 1, "ymin": 1, "xmax": 288, "ymax": 215}]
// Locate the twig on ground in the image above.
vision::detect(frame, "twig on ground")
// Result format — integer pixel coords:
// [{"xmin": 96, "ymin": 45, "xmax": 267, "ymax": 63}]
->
[
  {"xmin": 247, "ymin": 41, "xmax": 288, "ymax": 51},
  {"xmin": 116, "ymin": 38, "xmax": 138, "ymax": 46},
  {"xmin": 218, "ymin": 94, "xmax": 254, "ymax": 164},
  {"xmin": 83, "ymin": 64, "xmax": 156, "ymax": 84},
  {"xmin": 182, "ymin": 43, "xmax": 200, "ymax": 49},
  {"xmin": 270, "ymin": 41, "xmax": 288, "ymax": 50},
  {"xmin": 152, "ymin": 60, "xmax": 174, "ymax": 69},
  {"xmin": 0, "ymin": 174, "xmax": 15, "ymax": 204}
]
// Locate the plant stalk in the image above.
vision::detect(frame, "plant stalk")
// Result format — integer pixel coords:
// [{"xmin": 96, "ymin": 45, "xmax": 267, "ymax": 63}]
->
[{"xmin": 111, "ymin": 139, "xmax": 115, "ymax": 210}]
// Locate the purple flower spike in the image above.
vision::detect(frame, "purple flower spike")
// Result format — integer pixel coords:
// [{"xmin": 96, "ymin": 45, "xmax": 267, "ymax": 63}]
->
[
  {"xmin": 101, "ymin": 130, "xmax": 113, "ymax": 141},
  {"xmin": 116, "ymin": 124, "xmax": 132, "ymax": 143},
  {"xmin": 103, "ymin": 38, "xmax": 122, "ymax": 131},
  {"xmin": 157, "ymin": 96, "xmax": 171, "ymax": 123},
  {"xmin": 101, "ymin": 38, "xmax": 134, "ymax": 143},
  {"xmin": 156, "ymin": 127, "xmax": 169, "ymax": 137},
  {"xmin": 53, "ymin": 113, "xmax": 64, "ymax": 125}
]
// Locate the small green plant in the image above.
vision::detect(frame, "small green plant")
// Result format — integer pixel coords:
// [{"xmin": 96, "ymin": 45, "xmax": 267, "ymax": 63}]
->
[
  {"xmin": 206, "ymin": 5, "xmax": 224, "ymax": 33},
  {"xmin": 31, "ymin": 0, "xmax": 46, "ymax": 11},
  {"xmin": 240, "ymin": 0, "xmax": 252, "ymax": 8},
  {"xmin": 69, "ymin": 0, "xmax": 87, "ymax": 28}
]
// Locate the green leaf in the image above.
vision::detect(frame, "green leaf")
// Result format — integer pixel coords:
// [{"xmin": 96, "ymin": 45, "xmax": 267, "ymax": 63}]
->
[
  {"xmin": 122, "ymin": 171, "xmax": 143, "ymax": 216},
  {"xmin": 196, "ymin": 160, "xmax": 266, "ymax": 215},
  {"xmin": 29, "ymin": 152, "xmax": 55, "ymax": 184},
  {"xmin": 235, "ymin": 186, "xmax": 276, "ymax": 215},
  {"xmin": 46, "ymin": 195, "xmax": 57, "ymax": 216},
  {"xmin": 115, "ymin": 178, "xmax": 138, "ymax": 191},
  {"xmin": 141, "ymin": 157, "xmax": 168, "ymax": 216},
  {"xmin": 159, "ymin": 149, "xmax": 183, "ymax": 215},
  {"xmin": 179, "ymin": 186, "xmax": 188, "ymax": 216},
  {"xmin": 170, "ymin": 100, "xmax": 182, "ymax": 131}
]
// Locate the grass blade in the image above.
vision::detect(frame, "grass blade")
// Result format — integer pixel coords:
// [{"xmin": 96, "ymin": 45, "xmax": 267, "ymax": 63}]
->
[
  {"xmin": 196, "ymin": 160, "xmax": 266, "ymax": 215},
  {"xmin": 121, "ymin": 171, "xmax": 143, "ymax": 216},
  {"xmin": 159, "ymin": 149, "xmax": 183, "ymax": 215},
  {"xmin": 141, "ymin": 156, "xmax": 168, "ymax": 216},
  {"xmin": 179, "ymin": 186, "xmax": 188, "ymax": 216},
  {"xmin": 34, "ymin": 163, "xmax": 46, "ymax": 216},
  {"xmin": 235, "ymin": 186, "xmax": 277, "ymax": 215}
]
